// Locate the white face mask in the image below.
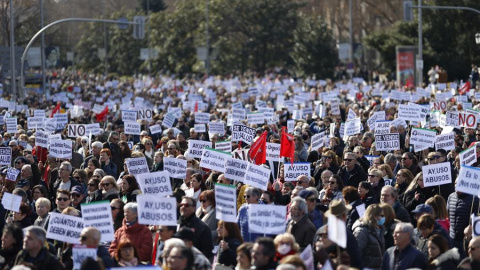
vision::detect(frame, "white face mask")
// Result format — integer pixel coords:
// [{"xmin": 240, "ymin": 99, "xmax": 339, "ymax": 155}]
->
[
  {"xmin": 277, "ymin": 244, "xmax": 291, "ymax": 255},
  {"xmin": 202, "ymin": 205, "xmax": 212, "ymax": 213}
]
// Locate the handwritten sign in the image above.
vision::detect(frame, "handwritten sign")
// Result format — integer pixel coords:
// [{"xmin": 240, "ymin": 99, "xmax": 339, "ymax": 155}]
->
[
  {"xmin": 456, "ymin": 165, "xmax": 480, "ymax": 196},
  {"xmin": 215, "ymin": 183, "xmax": 237, "ymax": 222},
  {"xmin": 284, "ymin": 163, "xmax": 311, "ymax": 181},
  {"xmin": 232, "ymin": 124, "xmax": 256, "ymax": 145},
  {"xmin": 46, "ymin": 212, "xmax": 84, "ymax": 244},
  {"xmin": 81, "ymin": 201, "xmax": 114, "ymax": 242},
  {"xmin": 137, "ymin": 195, "xmax": 177, "ymax": 226},
  {"xmin": 249, "ymin": 204, "xmax": 286, "ymax": 234}
]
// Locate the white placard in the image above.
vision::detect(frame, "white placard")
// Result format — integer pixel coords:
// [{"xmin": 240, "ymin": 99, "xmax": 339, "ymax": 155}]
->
[
  {"xmin": 232, "ymin": 108, "xmax": 246, "ymax": 121},
  {"xmin": 136, "ymin": 171, "xmax": 172, "ymax": 196},
  {"xmin": 266, "ymin": 143, "xmax": 280, "ymax": 161},
  {"xmin": 422, "ymin": 162, "xmax": 452, "ymax": 187},
  {"xmin": 81, "ymin": 201, "xmax": 114, "ymax": 242},
  {"xmin": 249, "ymin": 204, "xmax": 286, "ymax": 234},
  {"xmin": 344, "ymin": 118, "xmax": 361, "ymax": 136},
  {"xmin": 137, "ymin": 108, "xmax": 153, "ymax": 120},
  {"xmin": 125, "ymin": 157, "xmax": 150, "ymax": 176},
  {"xmin": 310, "ymin": 132, "xmax": 326, "ymax": 150},
  {"xmin": 347, "ymin": 108, "xmax": 357, "ymax": 120},
  {"xmin": 1, "ymin": 192, "xmax": 22, "ymax": 212},
  {"xmin": 231, "ymin": 124, "xmax": 256, "ymax": 145},
  {"xmin": 34, "ymin": 110, "xmax": 46, "ymax": 117},
  {"xmin": 374, "ymin": 133, "xmax": 400, "ymax": 151},
  {"xmin": 215, "ymin": 141, "xmax": 231, "ymax": 152},
  {"xmin": 284, "ymin": 163, "xmax": 311, "ymax": 181},
  {"xmin": 194, "ymin": 124, "xmax": 206, "ymax": 133},
  {"xmin": 445, "ymin": 111, "xmax": 460, "ymax": 128},
  {"xmin": 225, "ymin": 158, "xmax": 248, "ymax": 182},
  {"xmin": 6, "ymin": 118, "xmax": 17, "ymax": 134},
  {"xmin": 162, "ymin": 113, "xmax": 176, "ymax": 129},
  {"xmin": 187, "ymin": 140, "xmax": 212, "ymax": 158},
  {"xmin": 195, "ymin": 112, "xmax": 210, "ymax": 124},
  {"xmin": 356, "ymin": 204, "xmax": 366, "ymax": 218},
  {"xmin": 410, "ymin": 127, "xmax": 436, "ymax": 148},
  {"xmin": 199, "ymin": 147, "xmax": 230, "ymax": 173},
  {"xmin": 398, "ymin": 104, "xmax": 426, "ymax": 122},
  {"xmin": 327, "ymin": 214, "xmax": 347, "ymax": 248},
  {"xmin": 124, "ymin": 122, "xmax": 141, "ymax": 135},
  {"xmin": 5, "ymin": 167, "xmax": 19, "ymax": 182},
  {"xmin": 215, "ymin": 183, "xmax": 237, "ymax": 222},
  {"xmin": 247, "ymin": 112, "xmax": 265, "ymax": 125},
  {"xmin": 243, "ymin": 163, "xmax": 271, "ymax": 190},
  {"xmin": 374, "ymin": 121, "xmax": 392, "ymax": 135},
  {"xmin": 300, "ymin": 245, "xmax": 315, "ymax": 270},
  {"xmin": 0, "ymin": 147, "xmax": 11, "ymax": 166},
  {"xmin": 27, "ymin": 116, "xmax": 45, "ymax": 129},
  {"xmin": 49, "ymin": 139, "xmax": 72, "ymax": 159},
  {"xmin": 456, "ymin": 165, "xmax": 480, "ymax": 196},
  {"xmin": 67, "ymin": 124, "xmax": 89, "ymax": 138},
  {"xmin": 459, "ymin": 112, "xmax": 478, "ymax": 128},
  {"xmin": 208, "ymin": 122, "xmax": 225, "ymax": 135},
  {"xmin": 287, "ymin": 120, "xmax": 294, "ymax": 133},
  {"xmin": 54, "ymin": 113, "xmax": 69, "ymax": 126},
  {"xmin": 72, "ymin": 246, "xmax": 97, "ymax": 270},
  {"xmin": 149, "ymin": 124, "xmax": 162, "ymax": 134},
  {"xmin": 46, "ymin": 212, "xmax": 84, "ymax": 244},
  {"xmin": 163, "ymin": 157, "xmax": 187, "ymax": 179},
  {"xmin": 460, "ymin": 146, "xmax": 477, "ymax": 167},
  {"xmin": 435, "ymin": 132, "xmax": 455, "ymax": 151},
  {"xmin": 122, "ymin": 110, "xmax": 137, "ymax": 122},
  {"xmin": 137, "ymin": 195, "xmax": 177, "ymax": 226}
]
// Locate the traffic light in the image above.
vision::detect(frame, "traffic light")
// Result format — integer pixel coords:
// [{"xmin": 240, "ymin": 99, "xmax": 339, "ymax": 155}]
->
[
  {"xmin": 133, "ymin": 16, "xmax": 145, "ymax": 39},
  {"xmin": 403, "ymin": 1, "xmax": 414, "ymax": 22}
]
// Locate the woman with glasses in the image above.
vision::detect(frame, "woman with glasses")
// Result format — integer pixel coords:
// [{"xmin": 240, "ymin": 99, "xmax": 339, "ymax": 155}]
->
[
  {"xmin": 86, "ymin": 176, "xmax": 102, "ymax": 203},
  {"xmin": 185, "ymin": 173, "xmax": 207, "ymax": 208},
  {"xmin": 402, "ymin": 172, "xmax": 431, "ymax": 221},
  {"xmin": 394, "ymin": 169, "xmax": 414, "ymax": 200},
  {"xmin": 368, "ymin": 168, "xmax": 385, "ymax": 203},
  {"xmin": 30, "ymin": 184, "xmax": 49, "ymax": 213},
  {"xmin": 352, "ymin": 204, "xmax": 385, "ymax": 269},
  {"xmin": 313, "ymin": 150, "xmax": 339, "ymax": 187},
  {"xmin": 100, "ymin": 176, "xmax": 120, "ymax": 202},
  {"xmin": 142, "ymin": 138, "xmax": 155, "ymax": 160},
  {"xmin": 119, "ymin": 175, "xmax": 141, "ymax": 203},
  {"xmin": 77, "ymin": 136, "xmax": 90, "ymax": 158},
  {"xmin": 318, "ymin": 175, "xmax": 344, "ymax": 210},
  {"xmin": 111, "ymin": 198, "xmax": 125, "ymax": 231},
  {"xmin": 195, "ymin": 190, "xmax": 217, "ymax": 240}
]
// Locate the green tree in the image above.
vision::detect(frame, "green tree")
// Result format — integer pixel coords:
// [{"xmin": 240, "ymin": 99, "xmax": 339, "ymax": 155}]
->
[{"xmin": 139, "ymin": 0, "xmax": 166, "ymax": 13}]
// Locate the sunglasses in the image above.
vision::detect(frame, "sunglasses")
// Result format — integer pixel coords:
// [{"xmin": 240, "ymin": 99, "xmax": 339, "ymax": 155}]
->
[
  {"xmin": 88, "ymin": 183, "xmax": 96, "ymax": 187},
  {"xmin": 328, "ymin": 181, "xmax": 336, "ymax": 185},
  {"xmin": 111, "ymin": 206, "xmax": 119, "ymax": 211},
  {"xmin": 101, "ymin": 183, "xmax": 111, "ymax": 187},
  {"xmin": 71, "ymin": 193, "xmax": 81, "ymax": 198},
  {"xmin": 344, "ymin": 158, "xmax": 354, "ymax": 161},
  {"xmin": 244, "ymin": 195, "xmax": 251, "ymax": 199},
  {"xmin": 180, "ymin": 203, "xmax": 192, "ymax": 207},
  {"xmin": 57, "ymin": 197, "xmax": 69, "ymax": 202}
]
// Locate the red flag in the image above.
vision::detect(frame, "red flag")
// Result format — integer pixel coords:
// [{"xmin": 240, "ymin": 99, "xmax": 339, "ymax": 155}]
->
[
  {"xmin": 95, "ymin": 106, "xmax": 109, "ymax": 122},
  {"xmin": 459, "ymin": 81, "xmax": 470, "ymax": 95},
  {"xmin": 280, "ymin": 126, "xmax": 295, "ymax": 165},
  {"xmin": 194, "ymin": 101, "xmax": 199, "ymax": 112},
  {"xmin": 50, "ymin": 102, "xmax": 61, "ymax": 117},
  {"xmin": 249, "ymin": 131, "xmax": 267, "ymax": 165}
]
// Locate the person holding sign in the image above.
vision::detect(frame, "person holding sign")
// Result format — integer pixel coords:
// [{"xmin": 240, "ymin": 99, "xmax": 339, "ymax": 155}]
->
[
  {"xmin": 195, "ymin": 190, "xmax": 217, "ymax": 240},
  {"xmin": 217, "ymin": 220, "xmax": 243, "ymax": 267},
  {"xmin": 119, "ymin": 175, "xmax": 141, "ymax": 203},
  {"xmin": 237, "ymin": 187, "xmax": 263, "ymax": 243}
]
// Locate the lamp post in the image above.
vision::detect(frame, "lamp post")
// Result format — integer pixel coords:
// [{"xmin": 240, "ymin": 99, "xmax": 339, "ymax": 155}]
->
[{"xmin": 476, "ymin": 33, "xmax": 480, "ymax": 44}]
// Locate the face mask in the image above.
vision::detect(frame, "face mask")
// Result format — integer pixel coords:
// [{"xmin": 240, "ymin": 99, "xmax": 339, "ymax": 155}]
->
[
  {"xmin": 277, "ymin": 244, "xmax": 291, "ymax": 255},
  {"xmin": 378, "ymin": 216, "xmax": 385, "ymax": 226}
]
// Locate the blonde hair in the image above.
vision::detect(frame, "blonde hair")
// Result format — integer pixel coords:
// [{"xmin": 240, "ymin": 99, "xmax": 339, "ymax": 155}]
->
[{"xmin": 273, "ymin": 233, "xmax": 300, "ymax": 252}]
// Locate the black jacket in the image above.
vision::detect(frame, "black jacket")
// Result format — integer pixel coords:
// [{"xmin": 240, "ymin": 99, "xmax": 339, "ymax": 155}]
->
[
  {"xmin": 447, "ymin": 192, "xmax": 479, "ymax": 241},
  {"xmin": 179, "ymin": 214, "xmax": 214, "ymax": 259},
  {"xmin": 14, "ymin": 248, "xmax": 64, "ymax": 270},
  {"xmin": 337, "ymin": 164, "xmax": 367, "ymax": 188}
]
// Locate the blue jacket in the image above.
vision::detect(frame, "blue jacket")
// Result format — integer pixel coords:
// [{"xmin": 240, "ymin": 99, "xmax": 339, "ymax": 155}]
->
[
  {"xmin": 382, "ymin": 244, "xmax": 427, "ymax": 270},
  {"xmin": 237, "ymin": 204, "xmax": 263, "ymax": 242}
]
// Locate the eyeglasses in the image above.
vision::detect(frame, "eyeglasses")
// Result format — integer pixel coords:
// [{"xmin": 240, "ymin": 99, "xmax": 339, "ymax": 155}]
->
[
  {"xmin": 71, "ymin": 193, "xmax": 81, "ymax": 198},
  {"xmin": 244, "ymin": 195, "xmax": 251, "ymax": 199},
  {"xmin": 328, "ymin": 181, "xmax": 336, "ymax": 185},
  {"xmin": 180, "ymin": 203, "xmax": 192, "ymax": 207},
  {"xmin": 344, "ymin": 158, "xmax": 354, "ymax": 161},
  {"xmin": 101, "ymin": 183, "xmax": 111, "ymax": 187},
  {"xmin": 200, "ymin": 200, "xmax": 207, "ymax": 203},
  {"xmin": 57, "ymin": 197, "xmax": 70, "ymax": 202},
  {"xmin": 111, "ymin": 206, "xmax": 119, "ymax": 211},
  {"xmin": 401, "ymin": 157, "xmax": 410, "ymax": 160},
  {"xmin": 321, "ymin": 156, "xmax": 332, "ymax": 159},
  {"xmin": 88, "ymin": 183, "xmax": 96, "ymax": 187}
]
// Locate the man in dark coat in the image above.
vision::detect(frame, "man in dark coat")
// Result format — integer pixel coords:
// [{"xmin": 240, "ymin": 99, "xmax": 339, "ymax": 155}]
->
[
  {"xmin": 337, "ymin": 151, "xmax": 367, "ymax": 188},
  {"xmin": 286, "ymin": 197, "xmax": 316, "ymax": 250}
]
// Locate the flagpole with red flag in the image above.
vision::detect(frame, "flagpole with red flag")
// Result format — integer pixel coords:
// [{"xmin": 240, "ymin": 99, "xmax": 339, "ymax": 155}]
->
[
  {"xmin": 459, "ymin": 81, "xmax": 470, "ymax": 95},
  {"xmin": 95, "ymin": 106, "xmax": 109, "ymax": 122},
  {"xmin": 280, "ymin": 126, "xmax": 295, "ymax": 166},
  {"xmin": 50, "ymin": 102, "xmax": 61, "ymax": 117},
  {"xmin": 248, "ymin": 131, "xmax": 267, "ymax": 165}
]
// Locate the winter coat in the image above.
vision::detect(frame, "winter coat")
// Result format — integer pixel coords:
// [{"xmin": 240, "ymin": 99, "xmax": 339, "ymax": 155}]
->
[
  {"xmin": 337, "ymin": 164, "xmax": 367, "ymax": 188},
  {"xmin": 218, "ymin": 236, "xmax": 242, "ymax": 267},
  {"xmin": 286, "ymin": 214, "xmax": 317, "ymax": 250},
  {"xmin": 382, "ymin": 245, "xmax": 427, "ymax": 270},
  {"xmin": 179, "ymin": 213, "xmax": 214, "ymax": 259},
  {"xmin": 427, "ymin": 248, "xmax": 460, "ymax": 270},
  {"xmin": 109, "ymin": 219, "xmax": 153, "ymax": 262},
  {"xmin": 352, "ymin": 220, "xmax": 385, "ymax": 269},
  {"xmin": 14, "ymin": 248, "xmax": 64, "ymax": 270},
  {"xmin": 447, "ymin": 192, "xmax": 479, "ymax": 241},
  {"xmin": 195, "ymin": 206, "xmax": 217, "ymax": 241}
]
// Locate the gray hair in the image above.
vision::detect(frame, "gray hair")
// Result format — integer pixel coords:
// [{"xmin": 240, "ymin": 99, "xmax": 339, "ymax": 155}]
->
[
  {"xmin": 395, "ymin": 222, "xmax": 414, "ymax": 240},
  {"xmin": 384, "ymin": 153, "xmax": 397, "ymax": 164},
  {"xmin": 321, "ymin": 170, "xmax": 333, "ymax": 178},
  {"xmin": 163, "ymin": 238, "xmax": 186, "ymax": 258},
  {"xmin": 306, "ymin": 187, "xmax": 319, "ymax": 199},
  {"xmin": 35, "ymin": 198, "xmax": 51, "ymax": 210},
  {"xmin": 91, "ymin": 141, "xmax": 103, "ymax": 149},
  {"xmin": 12, "ymin": 188, "xmax": 28, "ymax": 203},
  {"xmin": 245, "ymin": 187, "xmax": 261, "ymax": 198},
  {"xmin": 124, "ymin": 202, "xmax": 138, "ymax": 214},
  {"xmin": 381, "ymin": 185, "xmax": 398, "ymax": 199},
  {"xmin": 276, "ymin": 264, "xmax": 297, "ymax": 270},
  {"xmin": 291, "ymin": 197, "xmax": 307, "ymax": 214},
  {"xmin": 25, "ymin": 226, "xmax": 46, "ymax": 244},
  {"xmin": 60, "ymin": 161, "xmax": 72, "ymax": 173},
  {"xmin": 93, "ymin": 169, "xmax": 107, "ymax": 178}
]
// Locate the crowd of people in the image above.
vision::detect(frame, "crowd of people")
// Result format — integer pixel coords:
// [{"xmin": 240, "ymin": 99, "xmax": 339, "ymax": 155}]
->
[{"xmin": 0, "ymin": 69, "xmax": 478, "ymax": 270}]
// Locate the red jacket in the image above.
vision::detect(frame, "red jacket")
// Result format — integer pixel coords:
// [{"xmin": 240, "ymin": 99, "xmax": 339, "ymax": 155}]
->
[{"xmin": 109, "ymin": 219, "xmax": 153, "ymax": 262}]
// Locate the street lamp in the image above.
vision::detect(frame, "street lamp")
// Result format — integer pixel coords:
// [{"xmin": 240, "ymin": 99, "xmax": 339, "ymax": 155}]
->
[{"xmin": 476, "ymin": 33, "xmax": 480, "ymax": 44}]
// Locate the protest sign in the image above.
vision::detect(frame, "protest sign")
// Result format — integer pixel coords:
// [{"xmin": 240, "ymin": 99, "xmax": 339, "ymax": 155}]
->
[
  {"xmin": 54, "ymin": 113, "xmax": 68, "ymax": 127},
  {"xmin": 122, "ymin": 110, "xmax": 137, "ymax": 122},
  {"xmin": 5, "ymin": 118, "xmax": 17, "ymax": 134},
  {"xmin": 163, "ymin": 157, "xmax": 187, "ymax": 179},
  {"xmin": 398, "ymin": 104, "xmax": 426, "ymax": 122},
  {"xmin": 215, "ymin": 141, "xmax": 231, "ymax": 152},
  {"xmin": 422, "ymin": 162, "xmax": 452, "ymax": 187},
  {"xmin": 125, "ymin": 157, "xmax": 150, "ymax": 176},
  {"xmin": 328, "ymin": 214, "xmax": 347, "ymax": 248},
  {"xmin": 347, "ymin": 108, "xmax": 357, "ymax": 120},
  {"xmin": 473, "ymin": 214, "xmax": 480, "ymax": 238},
  {"xmin": 49, "ymin": 139, "xmax": 72, "ymax": 159},
  {"xmin": 0, "ymin": 147, "xmax": 11, "ymax": 166},
  {"xmin": 410, "ymin": 127, "xmax": 436, "ymax": 148},
  {"xmin": 46, "ymin": 212, "xmax": 84, "ymax": 244},
  {"xmin": 231, "ymin": 124, "xmax": 256, "ymax": 145},
  {"xmin": 460, "ymin": 146, "xmax": 477, "ymax": 166},
  {"xmin": 310, "ymin": 132, "xmax": 326, "ymax": 150},
  {"xmin": 162, "ymin": 113, "xmax": 176, "ymax": 128},
  {"xmin": 67, "ymin": 124, "xmax": 88, "ymax": 138},
  {"xmin": 149, "ymin": 124, "xmax": 162, "ymax": 134},
  {"xmin": 225, "ymin": 158, "xmax": 248, "ymax": 182},
  {"xmin": 34, "ymin": 109, "xmax": 45, "ymax": 117},
  {"xmin": 124, "ymin": 122, "xmax": 141, "ymax": 135},
  {"xmin": 136, "ymin": 171, "xmax": 172, "ymax": 196},
  {"xmin": 27, "ymin": 116, "xmax": 45, "ymax": 129},
  {"xmin": 187, "ymin": 140, "xmax": 212, "ymax": 158},
  {"xmin": 456, "ymin": 165, "xmax": 480, "ymax": 196},
  {"xmin": 300, "ymin": 245, "xmax": 315, "ymax": 270},
  {"xmin": 200, "ymin": 147, "xmax": 230, "ymax": 173},
  {"xmin": 374, "ymin": 133, "xmax": 400, "ymax": 151},
  {"xmin": 249, "ymin": 204, "xmax": 286, "ymax": 234},
  {"xmin": 232, "ymin": 108, "xmax": 246, "ymax": 121},
  {"xmin": 344, "ymin": 118, "xmax": 361, "ymax": 136},
  {"xmin": 287, "ymin": 120, "xmax": 294, "ymax": 133},
  {"xmin": 1, "ymin": 192, "xmax": 22, "ymax": 212},
  {"xmin": 137, "ymin": 195, "xmax": 177, "ymax": 226},
  {"xmin": 194, "ymin": 124, "xmax": 206, "ymax": 133},
  {"xmin": 330, "ymin": 99, "xmax": 340, "ymax": 115},
  {"xmin": 215, "ymin": 183, "xmax": 237, "ymax": 222},
  {"xmin": 374, "ymin": 121, "xmax": 391, "ymax": 135},
  {"xmin": 208, "ymin": 122, "xmax": 225, "ymax": 135},
  {"xmin": 445, "ymin": 111, "xmax": 460, "ymax": 128},
  {"xmin": 85, "ymin": 123, "xmax": 101, "ymax": 136},
  {"xmin": 5, "ymin": 167, "xmax": 19, "ymax": 181},
  {"xmin": 435, "ymin": 132, "xmax": 455, "ymax": 151},
  {"xmin": 72, "ymin": 246, "xmax": 97, "ymax": 270},
  {"xmin": 432, "ymin": 100, "xmax": 448, "ymax": 111},
  {"xmin": 284, "ymin": 163, "xmax": 311, "ymax": 181},
  {"xmin": 195, "ymin": 112, "xmax": 210, "ymax": 124},
  {"xmin": 247, "ymin": 112, "xmax": 265, "ymax": 125},
  {"xmin": 81, "ymin": 201, "xmax": 114, "ymax": 242},
  {"xmin": 459, "ymin": 111, "xmax": 477, "ymax": 128},
  {"xmin": 243, "ymin": 163, "xmax": 271, "ymax": 190},
  {"xmin": 266, "ymin": 143, "xmax": 280, "ymax": 161},
  {"xmin": 137, "ymin": 108, "xmax": 153, "ymax": 120}
]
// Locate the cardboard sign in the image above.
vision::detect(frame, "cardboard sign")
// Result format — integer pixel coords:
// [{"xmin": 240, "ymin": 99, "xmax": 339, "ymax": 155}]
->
[
  {"xmin": 422, "ymin": 162, "xmax": 452, "ymax": 187},
  {"xmin": 149, "ymin": 124, "xmax": 162, "ymax": 134},
  {"xmin": 310, "ymin": 132, "xmax": 326, "ymax": 150},
  {"xmin": 81, "ymin": 201, "xmax": 114, "ymax": 242},
  {"xmin": 195, "ymin": 112, "xmax": 210, "ymax": 124},
  {"xmin": 136, "ymin": 171, "xmax": 172, "ymax": 196},
  {"xmin": 49, "ymin": 139, "xmax": 72, "ymax": 159},
  {"xmin": 266, "ymin": 143, "xmax": 280, "ymax": 161},
  {"xmin": 5, "ymin": 167, "xmax": 19, "ymax": 182},
  {"xmin": 232, "ymin": 108, "xmax": 246, "ymax": 121},
  {"xmin": 284, "ymin": 163, "xmax": 311, "ymax": 181},
  {"xmin": 456, "ymin": 165, "xmax": 480, "ymax": 196},
  {"xmin": 137, "ymin": 108, "xmax": 153, "ymax": 120},
  {"xmin": 225, "ymin": 158, "xmax": 248, "ymax": 182},
  {"xmin": 232, "ymin": 124, "xmax": 256, "ymax": 145},
  {"xmin": 187, "ymin": 140, "xmax": 212, "ymax": 158},
  {"xmin": 124, "ymin": 122, "xmax": 141, "ymax": 135},
  {"xmin": 5, "ymin": 118, "xmax": 17, "ymax": 134},
  {"xmin": 398, "ymin": 104, "xmax": 426, "ymax": 122},
  {"xmin": 163, "ymin": 157, "xmax": 187, "ymax": 179},
  {"xmin": 162, "ymin": 113, "xmax": 176, "ymax": 129},
  {"xmin": 215, "ymin": 141, "xmax": 231, "ymax": 152},
  {"xmin": 247, "ymin": 112, "xmax": 265, "ymax": 125},
  {"xmin": 72, "ymin": 246, "xmax": 97, "ymax": 270},
  {"xmin": 435, "ymin": 132, "xmax": 455, "ymax": 151},
  {"xmin": 445, "ymin": 111, "xmax": 460, "ymax": 128},
  {"xmin": 460, "ymin": 146, "xmax": 477, "ymax": 166},
  {"xmin": 215, "ymin": 183, "xmax": 237, "ymax": 222},
  {"xmin": 199, "ymin": 147, "xmax": 230, "ymax": 173},
  {"xmin": 125, "ymin": 157, "xmax": 150, "ymax": 176},
  {"xmin": 0, "ymin": 147, "xmax": 11, "ymax": 166},
  {"xmin": 1, "ymin": 192, "xmax": 22, "ymax": 212},
  {"xmin": 344, "ymin": 118, "xmax": 361, "ymax": 136},
  {"xmin": 122, "ymin": 110, "xmax": 137, "ymax": 122},
  {"xmin": 208, "ymin": 122, "xmax": 225, "ymax": 135},
  {"xmin": 46, "ymin": 212, "xmax": 84, "ymax": 244},
  {"xmin": 249, "ymin": 204, "xmax": 286, "ymax": 234},
  {"xmin": 410, "ymin": 127, "xmax": 436, "ymax": 148},
  {"xmin": 194, "ymin": 124, "xmax": 206, "ymax": 133},
  {"xmin": 27, "ymin": 116, "xmax": 45, "ymax": 129},
  {"xmin": 243, "ymin": 163, "xmax": 271, "ymax": 190},
  {"xmin": 374, "ymin": 133, "xmax": 400, "ymax": 151},
  {"xmin": 374, "ymin": 121, "xmax": 392, "ymax": 135},
  {"xmin": 137, "ymin": 195, "xmax": 177, "ymax": 226}
]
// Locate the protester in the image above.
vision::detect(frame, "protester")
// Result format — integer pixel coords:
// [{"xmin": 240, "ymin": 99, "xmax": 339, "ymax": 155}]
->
[
  {"xmin": 14, "ymin": 226, "xmax": 63, "ymax": 269},
  {"xmin": 0, "ymin": 224, "xmax": 23, "ymax": 270},
  {"xmin": 217, "ymin": 221, "xmax": 243, "ymax": 267}
]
